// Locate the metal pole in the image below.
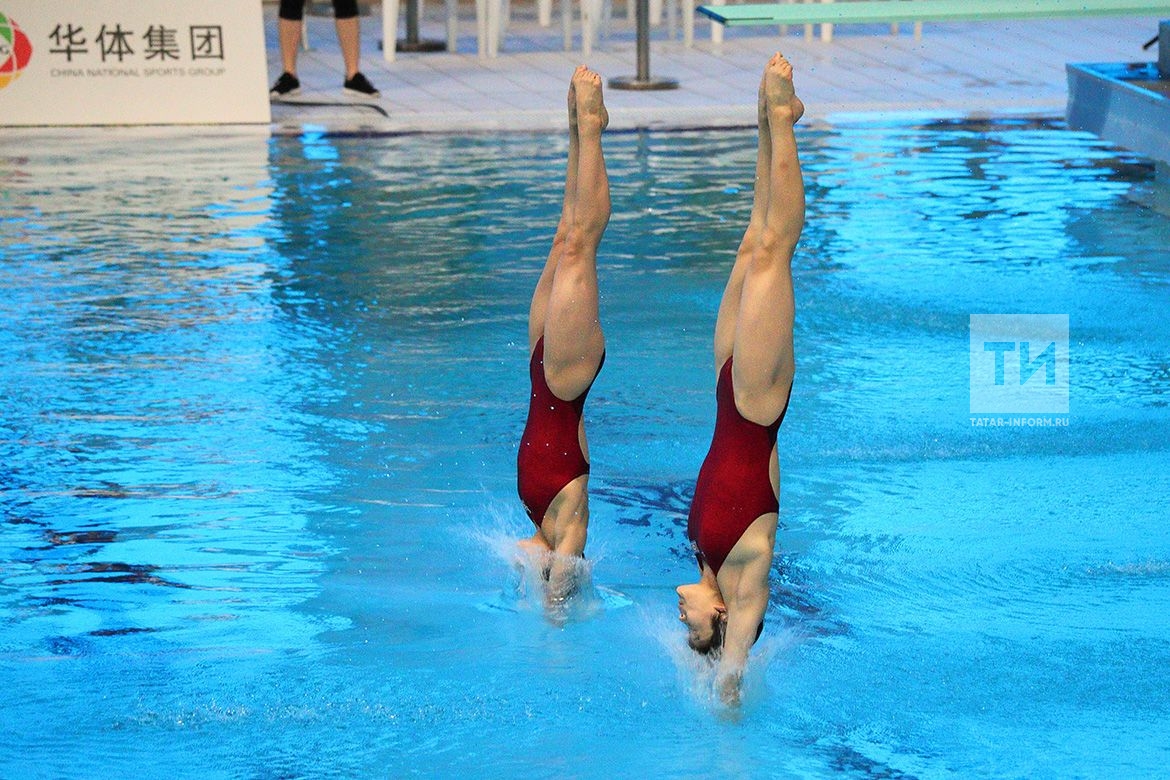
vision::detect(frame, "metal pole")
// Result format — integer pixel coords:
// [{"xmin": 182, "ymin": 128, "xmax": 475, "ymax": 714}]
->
[
  {"xmin": 634, "ymin": 0, "xmax": 650, "ymax": 80},
  {"xmin": 406, "ymin": 0, "xmax": 420, "ymax": 41},
  {"xmin": 397, "ymin": 0, "xmax": 446, "ymax": 52},
  {"xmin": 609, "ymin": 0, "xmax": 679, "ymax": 90},
  {"xmin": 1159, "ymin": 20, "xmax": 1169, "ymax": 78}
]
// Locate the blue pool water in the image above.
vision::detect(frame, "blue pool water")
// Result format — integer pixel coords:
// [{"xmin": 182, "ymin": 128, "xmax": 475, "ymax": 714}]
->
[{"xmin": 2, "ymin": 120, "xmax": 1168, "ymax": 778}]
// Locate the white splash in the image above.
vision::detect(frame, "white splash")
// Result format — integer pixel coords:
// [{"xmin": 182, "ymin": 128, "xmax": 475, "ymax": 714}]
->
[
  {"xmin": 648, "ymin": 608, "xmax": 803, "ymax": 716},
  {"xmin": 465, "ymin": 499, "xmax": 617, "ymax": 625}
]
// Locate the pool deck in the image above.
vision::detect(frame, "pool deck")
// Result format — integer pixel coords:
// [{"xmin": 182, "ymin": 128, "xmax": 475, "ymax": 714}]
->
[{"xmin": 267, "ymin": 3, "xmax": 1165, "ymax": 133}]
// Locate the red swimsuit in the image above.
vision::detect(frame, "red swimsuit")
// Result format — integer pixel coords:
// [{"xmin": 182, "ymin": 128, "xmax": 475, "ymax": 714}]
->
[
  {"xmin": 687, "ymin": 357, "xmax": 789, "ymax": 575},
  {"xmin": 517, "ymin": 337, "xmax": 604, "ymax": 526}
]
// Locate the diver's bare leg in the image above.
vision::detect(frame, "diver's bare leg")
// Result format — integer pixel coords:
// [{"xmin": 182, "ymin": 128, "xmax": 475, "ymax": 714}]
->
[
  {"xmin": 713, "ymin": 69, "xmax": 775, "ymax": 372},
  {"xmin": 528, "ymin": 67, "xmax": 586, "ymax": 352},
  {"xmin": 732, "ymin": 53, "xmax": 804, "ymax": 423},
  {"xmin": 541, "ymin": 66, "xmax": 609, "ymax": 401}
]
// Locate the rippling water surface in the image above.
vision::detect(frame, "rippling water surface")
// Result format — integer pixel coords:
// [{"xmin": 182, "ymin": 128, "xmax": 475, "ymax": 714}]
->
[{"xmin": 2, "ymin": 120, "xmax": 1168, "ymax": 777}]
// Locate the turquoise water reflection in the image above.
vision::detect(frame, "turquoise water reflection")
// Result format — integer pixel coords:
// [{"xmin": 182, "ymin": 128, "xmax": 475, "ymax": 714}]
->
[{"xmin": 1, "ymin": 121, "xmax": 1168, "ymax": 777}]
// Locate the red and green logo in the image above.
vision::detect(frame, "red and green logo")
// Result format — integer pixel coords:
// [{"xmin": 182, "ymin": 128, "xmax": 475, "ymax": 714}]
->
[{"xmin": 0, "ymin": 11, "xmax": 33, "ymax": 91}]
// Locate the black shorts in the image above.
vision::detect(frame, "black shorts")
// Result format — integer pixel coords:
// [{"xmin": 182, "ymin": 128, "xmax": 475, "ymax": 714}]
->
[{"xmin": 279, "ymin": 0, "xmax": 360, "ymax": 21}]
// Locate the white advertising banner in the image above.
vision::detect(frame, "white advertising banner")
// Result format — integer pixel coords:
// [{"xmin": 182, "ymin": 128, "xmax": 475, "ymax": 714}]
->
[{"xmin": 0, "ymin": 0, "xmax": 270, "ymax": 126}]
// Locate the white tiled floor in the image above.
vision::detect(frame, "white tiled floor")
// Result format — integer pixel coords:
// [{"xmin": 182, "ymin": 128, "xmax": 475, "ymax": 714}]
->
[{"xmin": 266, "ymin": 2, "xmax": 1163, "ymax": 133}]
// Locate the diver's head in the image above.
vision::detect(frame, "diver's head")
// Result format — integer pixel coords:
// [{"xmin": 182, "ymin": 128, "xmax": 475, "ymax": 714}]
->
[
  {"xmin": 676, "ymin": 583, "xmax": 727, "ymax": 654},
  {"xmin": 675, "ymin": 583, "xmax": 765, "ymax": 654}
]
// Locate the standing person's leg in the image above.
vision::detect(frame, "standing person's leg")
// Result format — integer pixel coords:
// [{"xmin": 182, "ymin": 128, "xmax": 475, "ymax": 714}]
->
[
  {"xmin": 732, "ymin": 53, "xmax": 804, "ymax": 424},
  {"xmin": 272, "ymin": 0, "xmax": 305, "ymax": 96},
  {"xmin": 335, "ymin": 16, "xmax": 360, "ymax": 80},
  {"xmin": 279, "ymin": 17, "xmax": 302, "ymax": 76},
  {"xmin": 333, "ymin": 0, "xmax": 362, "ymax": 81},
  {"xmin": 334, "ymin": 0, "xmax": 380, "ymax": 95},
  {"xmin": 541, "ymin": 66, "xmax": 609, "ymax": 401}
]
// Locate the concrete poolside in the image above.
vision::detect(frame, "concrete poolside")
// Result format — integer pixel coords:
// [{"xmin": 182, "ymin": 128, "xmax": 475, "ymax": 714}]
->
[{"xmin": 265, "ymin": 2, "xmax": 1164, "ymax": 133}]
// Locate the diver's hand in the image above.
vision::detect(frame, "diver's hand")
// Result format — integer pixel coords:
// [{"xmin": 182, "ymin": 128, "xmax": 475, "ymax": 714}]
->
[{"xmin": 717, "ymin": 667, "xmax": 743, "ymax": 708}]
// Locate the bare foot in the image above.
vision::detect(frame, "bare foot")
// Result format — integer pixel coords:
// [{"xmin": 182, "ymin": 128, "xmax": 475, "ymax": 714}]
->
[
  {"xmin": 573, "ymin": 65, "xmax": 609, "ymax": 133},
  {"xmin": 764, "ymin": 52, "xmax": 804, "ymax": 125},
  {"xmin": 568, "ymin": 64, "xmax": 584, "ymax": 130}
]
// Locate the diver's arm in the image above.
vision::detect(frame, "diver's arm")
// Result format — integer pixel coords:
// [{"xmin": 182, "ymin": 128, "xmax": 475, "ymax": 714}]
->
[{"xmin": 716, "ymin": 519, "xmax": 775, "ymax": 705}]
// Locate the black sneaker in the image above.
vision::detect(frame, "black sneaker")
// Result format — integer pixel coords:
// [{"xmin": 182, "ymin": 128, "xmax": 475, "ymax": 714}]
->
[
  {"xmin": 269, "ymin": 72, "xmax": 300, "ymax": 99},
  {"xmin": 343, "ymin": 72, "xmax": 380, "ymax": 99}
]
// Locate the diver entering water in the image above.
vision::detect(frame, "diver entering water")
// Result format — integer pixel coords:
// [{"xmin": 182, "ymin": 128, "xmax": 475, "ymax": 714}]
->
[
  {"xmin": 516, "ymin": 66, "xmax": 611, "ymax": 607},
  {"xmin": 675, "ymin": 53, "xmax": 804, "ymax": 706}
]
